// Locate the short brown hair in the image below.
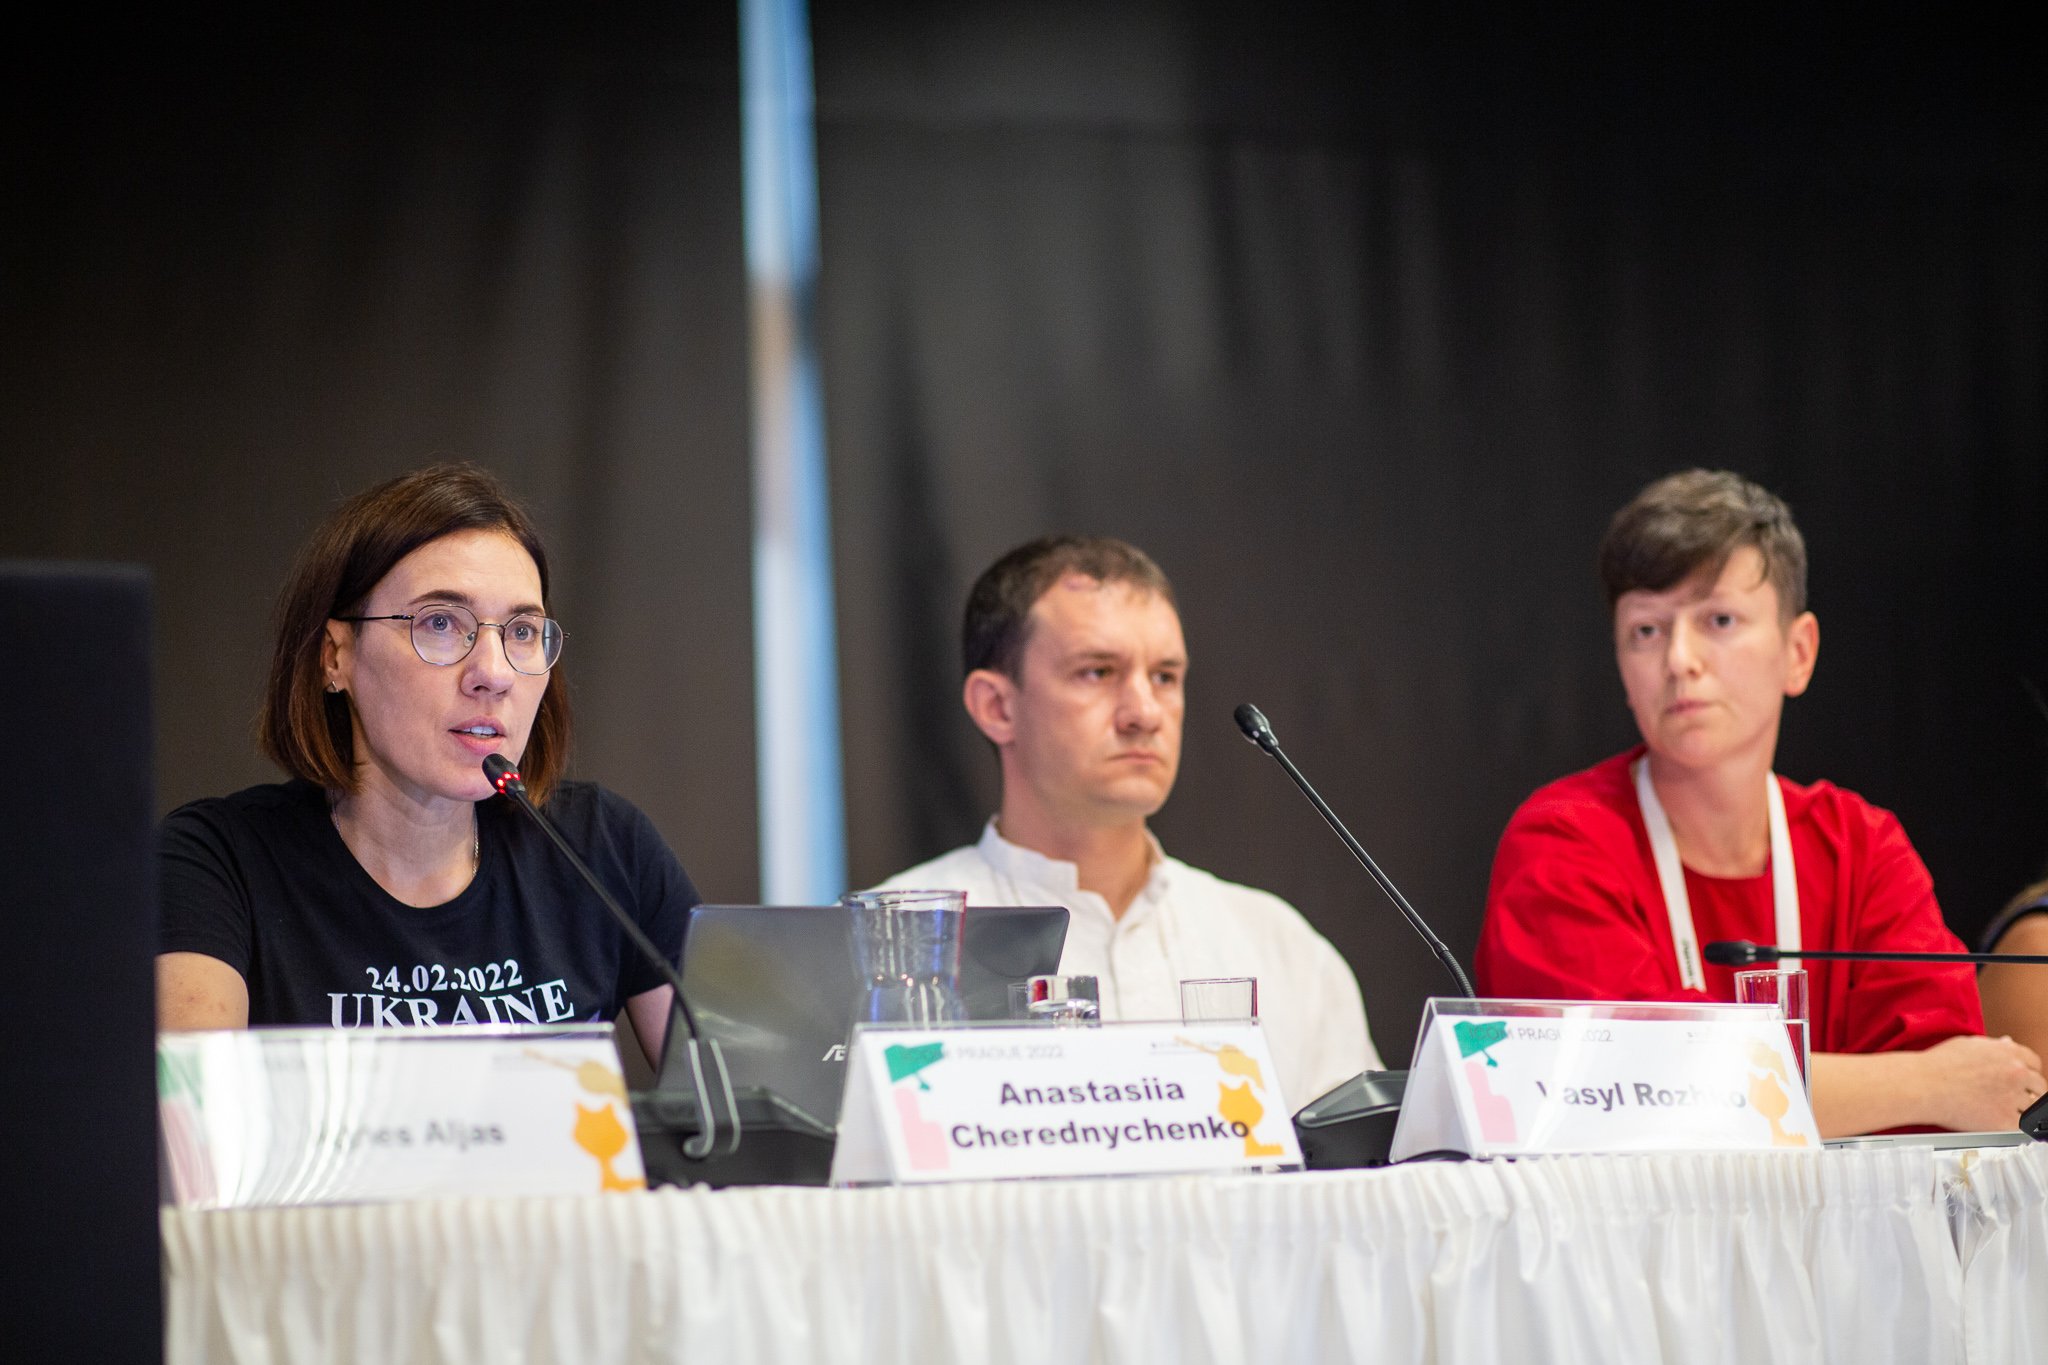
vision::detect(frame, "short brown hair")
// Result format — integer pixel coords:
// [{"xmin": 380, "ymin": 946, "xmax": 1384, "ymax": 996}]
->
[
  {"xmin": 963, "ymin": 535, "xmax": 1177, "ymax": 679},
  {"xmin": 1598, "ymin": 469, "xmax": 1808, "ymax": 620},
  {"xmin": 260, "ymin": 462, "xmax": 573, "ymax": 803}
]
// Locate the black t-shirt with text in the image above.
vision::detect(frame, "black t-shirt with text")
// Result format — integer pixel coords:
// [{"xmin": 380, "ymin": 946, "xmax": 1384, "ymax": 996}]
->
[{"xmin": 158, "ymin": 779, "xmax": 698, "ymax": 1029}]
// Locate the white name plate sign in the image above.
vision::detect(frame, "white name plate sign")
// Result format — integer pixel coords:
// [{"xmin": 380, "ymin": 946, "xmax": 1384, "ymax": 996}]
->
[
  {"xmin": 158, "ymin": 1024, "xmax": 647, "ymax": 1208},
  {"xmin": 829, "ymin": 1021, "xmax": 1303, "ymax": 1185},
  {"xmin": 1389, "ymin": 999, "xmax": 1820, "ymax": 1161}
]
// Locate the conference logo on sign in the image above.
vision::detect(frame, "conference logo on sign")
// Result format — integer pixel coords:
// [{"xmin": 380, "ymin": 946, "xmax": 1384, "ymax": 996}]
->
[
  {"xmin": 527, "ymin": 1050, "xmax": 648, "ymax": 1190},
  {"xmin": 886, "ymin": 1041, "xmax": 953, "ymax": 1171},
  {"xmin": 1175, "ymin": 1035, "xmax": 1286, "ymax": 1159}
]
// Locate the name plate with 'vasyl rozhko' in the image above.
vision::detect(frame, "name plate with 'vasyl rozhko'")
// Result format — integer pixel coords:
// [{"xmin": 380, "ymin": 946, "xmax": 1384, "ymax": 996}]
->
[{"xmin": 1389, "ymin": 999, "xmax": 1819, "ymax": 1160}]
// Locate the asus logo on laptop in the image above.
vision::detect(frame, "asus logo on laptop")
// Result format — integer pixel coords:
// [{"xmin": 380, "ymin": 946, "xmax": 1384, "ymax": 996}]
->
[{"xmin": 821, "ymin": 1044, "xmax": 848, "ymax": 1062}]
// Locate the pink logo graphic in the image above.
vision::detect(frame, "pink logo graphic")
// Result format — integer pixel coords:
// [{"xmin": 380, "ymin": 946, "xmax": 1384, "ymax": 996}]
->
[
  {"xmin": 894, "ymin": 1087, "xmax": 950, "ymax": 1170},
  {"xmin": 1465, "ymin": 1059, "xmax": 1519, "ymax": 1144}
]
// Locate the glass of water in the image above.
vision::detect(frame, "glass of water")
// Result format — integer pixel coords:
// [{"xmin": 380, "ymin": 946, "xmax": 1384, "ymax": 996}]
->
[
  {"xmin": 843, "ymin": 888, "xmax": 968, "ymax": 1025},
  {"xmin": 1180, "ymin": 976, "xmax": 1258, "ymax": 1022},
  {"xmin": 1734, "ymin": 968, "xmax": 1810, "ymax": 1098}
]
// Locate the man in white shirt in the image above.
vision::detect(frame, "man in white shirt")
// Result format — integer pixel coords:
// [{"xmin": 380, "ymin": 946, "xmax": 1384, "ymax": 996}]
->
[{"xmin": 875, "ymin": 535, "xmax": 1379, "ymax": 1106}]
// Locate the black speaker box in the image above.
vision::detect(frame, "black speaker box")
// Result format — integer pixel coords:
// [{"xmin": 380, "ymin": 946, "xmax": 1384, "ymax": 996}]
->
[{"xmin": 0, "ymin": 564, "xmax": 160, "ymax": 1362}]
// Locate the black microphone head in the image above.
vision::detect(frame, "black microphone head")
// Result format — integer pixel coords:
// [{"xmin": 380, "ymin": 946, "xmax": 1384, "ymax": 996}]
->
[
  {"xmin": 1702, "ymin": 939, "xmax": 1769, "ymax": 967},
  {"xmin": 481, "ymin": 753, "xmax": 523, "ymax": 795},
  {"xmin": 1234, "ymin": 703, "xmax": 1280, "ymax": 754}
]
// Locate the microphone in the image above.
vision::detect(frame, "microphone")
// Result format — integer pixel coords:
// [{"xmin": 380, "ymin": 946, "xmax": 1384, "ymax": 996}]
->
[
  {"xmin": 483, "ymin": 754, "xmax": 742, "ymax": 1160},
  {"xmin": 1236, "ymin": 702, "xmax": 1282, "ymax": 756},
  {"xmin": 1234, "ymin": 703, "xmax": 1474, "ymax": 997},
  {"xmin": 1705, "ymin": 939, "xmax": 2048, "ymax": 968}
]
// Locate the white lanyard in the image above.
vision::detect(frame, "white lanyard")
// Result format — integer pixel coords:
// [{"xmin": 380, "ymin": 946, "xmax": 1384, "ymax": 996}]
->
[{"xmin": 1632, "ymin": 758, "xmax": 1800, "ymax": 992}]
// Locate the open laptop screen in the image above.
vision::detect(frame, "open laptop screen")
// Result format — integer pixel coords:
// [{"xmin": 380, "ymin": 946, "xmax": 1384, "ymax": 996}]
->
[{"xmin": 676, "ymin": 903, "xmax": 1069, "ymax": 1123}]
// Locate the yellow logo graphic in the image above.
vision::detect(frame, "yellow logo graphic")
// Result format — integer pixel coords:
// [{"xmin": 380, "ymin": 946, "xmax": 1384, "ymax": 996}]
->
[
  {"xmin": 1745, "ymin": 1040, "xmax": 1809, "ymax": 1148},
  {"xmin": 527, "ymin": 1050, "xmax": 648, "ymax": 1190},
  {"xmin": 1179, "ymin": 1038, "xmax": 1285, "ymax": 1158},
  {"xmin": 573, "ymin": 1102, "xmax": 644, "ymax": 1190}
]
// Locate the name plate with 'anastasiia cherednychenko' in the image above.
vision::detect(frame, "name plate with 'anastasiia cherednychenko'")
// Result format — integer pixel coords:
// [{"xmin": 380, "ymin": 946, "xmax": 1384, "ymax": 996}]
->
[
  {"xmin": 830, "ymin": 1021, "xmax": 1303, "ymax": 1186},
  {"xmin": 157, "ymin": 1024, "xmax": 646, "ymax": 1208}
]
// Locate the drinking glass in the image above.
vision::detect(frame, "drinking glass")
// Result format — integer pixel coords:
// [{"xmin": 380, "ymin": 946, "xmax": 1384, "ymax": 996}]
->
[
  {"xmin": 843, "ymin": 889, "xmax": 968, "ymax": 1025},
  {"xmin": 1734, "ymin": 968, "xmax": 1810, "ymax": 1098},
  {"xmin": 1180, "ymin": 976, "xmax": 1259, "ymax": 1022}
]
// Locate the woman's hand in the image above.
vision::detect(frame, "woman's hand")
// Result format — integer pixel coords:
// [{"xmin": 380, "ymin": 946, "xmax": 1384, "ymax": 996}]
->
[{"xmin": 1910, "ymin": 1033, "xmax": 2046, "ymax": 1132}]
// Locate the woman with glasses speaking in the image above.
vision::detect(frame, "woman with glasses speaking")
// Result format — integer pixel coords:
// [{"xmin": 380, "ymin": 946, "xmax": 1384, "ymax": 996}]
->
[{"xmin": 156, "ymin": 463, "xmax": 697, "ymax": 1063}]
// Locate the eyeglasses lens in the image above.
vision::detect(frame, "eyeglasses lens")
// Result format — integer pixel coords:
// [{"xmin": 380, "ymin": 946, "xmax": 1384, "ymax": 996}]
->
[{"xmin": 408, "ymin": 606, "xmax": 562, "ymax": 674}]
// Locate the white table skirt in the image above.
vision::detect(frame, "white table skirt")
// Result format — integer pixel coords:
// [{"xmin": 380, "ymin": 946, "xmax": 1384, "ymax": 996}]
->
[
  {"xmin": 163, "ymin": 1145, "xmax": 2048, "ymax": 1365},
  {"xmin": 1955, "ymin": 1143, "xmax": 2048, "ymax": 1364}
]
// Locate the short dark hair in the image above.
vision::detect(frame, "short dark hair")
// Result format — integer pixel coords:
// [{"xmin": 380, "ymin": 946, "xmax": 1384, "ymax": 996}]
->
[
  {"xmin": 963, "ymin": 535, "xmax": 1177, "ymax": 679},
  {"xmin": 260, "ymin": 462, "xmax": 573, "ymax": 803},
  {"xmin": 1598, "ymin": 469, "xmax": 1808, "ymax": 619}
]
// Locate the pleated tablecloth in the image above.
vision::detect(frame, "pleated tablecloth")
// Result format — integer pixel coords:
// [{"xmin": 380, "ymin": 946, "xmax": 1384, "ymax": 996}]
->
[{"xmin": 163, "ymin": 1143, "xmax": 2048, "ymax": 1365}]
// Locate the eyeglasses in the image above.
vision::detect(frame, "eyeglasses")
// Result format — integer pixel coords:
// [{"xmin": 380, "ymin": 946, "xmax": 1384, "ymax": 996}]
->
[{"xmin": 333, "ymin": 603, "xmax": 566, "ymax": 675}]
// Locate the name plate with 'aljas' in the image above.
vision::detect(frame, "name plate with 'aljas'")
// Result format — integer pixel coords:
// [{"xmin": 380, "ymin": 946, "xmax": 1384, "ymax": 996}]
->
[
  {"xmin": 1389, "ymin": 1000, "xmax": 1820, "ymax": 1160},
  {"xmin": 829, "ymin": 1021, "xmax": 1303, "ymax": 1185},
  {"xmin": 157, "ymin": 1025, "xmax": 647, "ymax": 1208}
]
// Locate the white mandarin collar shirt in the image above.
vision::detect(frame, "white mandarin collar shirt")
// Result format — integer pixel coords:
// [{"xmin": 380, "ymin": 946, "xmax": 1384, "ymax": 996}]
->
[{"xmin": 880, "ymin": 819, "xmax": 1381, "ymax": 1106}]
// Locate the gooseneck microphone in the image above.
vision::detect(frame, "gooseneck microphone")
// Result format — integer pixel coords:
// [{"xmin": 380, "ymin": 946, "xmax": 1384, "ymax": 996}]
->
[
  {"xmin": 483, "ymin": 754, "xmax": 741, "ymax": 1159},
  {"xmin": 1233, "ymin": 703, "xmax": 1475, "ymax": 997},
  {"xmin": 1705, "ymin": 939, "xmax": 2048, "ymax": 968}
]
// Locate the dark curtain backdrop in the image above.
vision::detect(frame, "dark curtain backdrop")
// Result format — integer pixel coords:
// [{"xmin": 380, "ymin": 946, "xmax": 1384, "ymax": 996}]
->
[
  {"xmin": 817, "ymin": 4, "xmax": 2048, "ymax": 1058},
  {"xmin": 2, "ymin": 13, "xmax": 761, "ymax": 905},
  {"xmin": 4, "ymin": 7, "xmax": 2045, "ymax": 1070}
]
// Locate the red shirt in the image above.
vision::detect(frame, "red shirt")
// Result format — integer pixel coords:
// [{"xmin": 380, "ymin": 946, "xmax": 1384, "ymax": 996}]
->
[{"xmin": 1476, "ymin": 747, "xmax": 1982, "ymax": 1055}]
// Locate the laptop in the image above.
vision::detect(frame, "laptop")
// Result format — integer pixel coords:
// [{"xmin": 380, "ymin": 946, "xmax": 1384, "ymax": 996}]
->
[
  {"xmin": 675, "ymin": 903, "xmax": 1070, "ymax": 1124},
  {"xmin": 1823, "ymin": 1130, "xmax": 2036, "ymax": 1152}
]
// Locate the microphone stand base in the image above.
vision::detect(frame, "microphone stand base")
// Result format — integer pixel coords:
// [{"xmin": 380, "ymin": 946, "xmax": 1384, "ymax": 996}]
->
[
  {"xmin": 632, "ymin": 1088, "xmax": 837, "ymax": 1188},
  {"xmin": 1292, "ymin": 1069, "xmax": 1409, "ymax": 1169}
]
